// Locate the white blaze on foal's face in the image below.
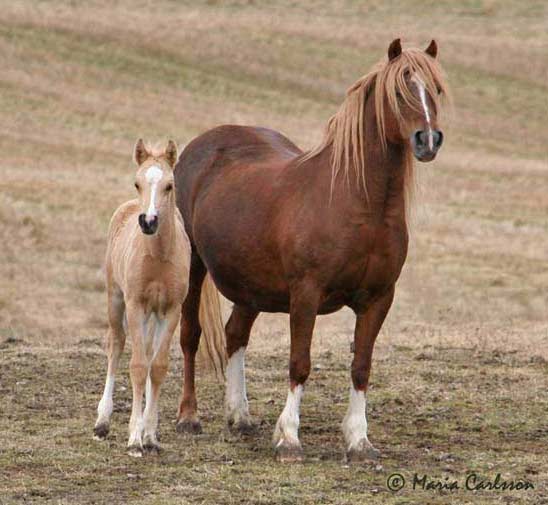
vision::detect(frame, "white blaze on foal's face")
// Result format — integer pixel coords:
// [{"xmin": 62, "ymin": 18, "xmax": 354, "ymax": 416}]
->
[
  {"xmin": 135, "ymin": 161, "xmax": 175, "ymax": 229},
  {"xmin": 144, "ymin": 165, "xmax": 163, "ymax": 223}
]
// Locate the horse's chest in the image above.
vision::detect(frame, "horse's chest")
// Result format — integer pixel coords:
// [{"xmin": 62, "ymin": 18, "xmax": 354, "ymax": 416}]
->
[{"xmin": 338, "ymin": 224, "xmax": 408, "ymax": 307}]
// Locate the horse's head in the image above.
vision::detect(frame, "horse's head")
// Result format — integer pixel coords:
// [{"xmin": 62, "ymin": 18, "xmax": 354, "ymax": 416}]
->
[
  {"xmin": 378, "ymin": 38, "xmax": 449, "ymax": 162},
  {"xmin": 133, "ymin": 139, "xmax": 178, "ymax": 235}
]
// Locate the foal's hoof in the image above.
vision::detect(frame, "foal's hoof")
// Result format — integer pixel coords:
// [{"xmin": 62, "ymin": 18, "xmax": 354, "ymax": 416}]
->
[
  {"xmin": 143, "ymin": 442, "xmax": 162, "ymax": 455},
  {"xmin": 346, "ymin": 439, "xmax": 380, "ymax": 463},
  {"xmin": 127, "ymin": 444, "xmax": 144, "ymax": 458},
  {"xmin": 275, "ymin": 441, "xmax": 304, "ymax": 463},
  {"xmin": 93, "ymin": 423, "xmax": 109, "ymax": 440},
  {"xmin": 228, "ymin": 419, "xmax": 257, "ymax": 437},
  {"xmin": 176, "ymin": 419, "xmax": 202, "ymax": 435}
]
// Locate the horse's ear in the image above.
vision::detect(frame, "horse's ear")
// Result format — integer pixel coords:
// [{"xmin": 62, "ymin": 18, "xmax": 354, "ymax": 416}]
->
[
  {"xmin": 425, "ymin": 39, "xmax": 438, "ymax": 59},
  {"xmin": 134, "ymin": 138, "xmax": 148, "ymax": 166},
  {"xmin": 164, "ymin": 140, "xmax": 178, "ymax": 169},
  {"xmin": 388, "ymin": 38, "xmax": 402, "ymax": 61}
]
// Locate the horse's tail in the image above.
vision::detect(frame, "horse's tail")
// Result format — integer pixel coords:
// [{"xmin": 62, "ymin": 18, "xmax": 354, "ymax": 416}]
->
[{"xmin": 197, "ymin": 273, "xmax": 227, "ymax": 382}]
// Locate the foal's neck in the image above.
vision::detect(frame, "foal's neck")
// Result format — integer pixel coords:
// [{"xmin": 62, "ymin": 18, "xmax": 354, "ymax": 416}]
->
[{"xmin": 142, "ymin": 205, "xmax": 176, "ymax": 261}]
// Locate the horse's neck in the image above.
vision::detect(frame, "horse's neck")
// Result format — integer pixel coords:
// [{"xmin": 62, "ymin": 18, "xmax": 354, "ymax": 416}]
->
[
  {"xmin": 325, "ymin": 130, "xmax": 408, "ymax": 225},
  {"xmin": 142, "ymin": 207, "xmax": 176, "ymax": 260}
]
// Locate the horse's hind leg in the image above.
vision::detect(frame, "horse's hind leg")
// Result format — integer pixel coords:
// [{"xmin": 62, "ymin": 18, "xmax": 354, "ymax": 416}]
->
[
  {"xmin": 94, "ymin": 286, "xmax": 126, "ymax": 440},
  {"xmin": 225, "ymin": 305, "xmax": 258, "ymax": 434},
  {"xmin": 142, "ymin": 309, "xmax": 179, "ymax": 453},
  {"xmin": 176, "ymin": 254, "xmax": 206, "ymax": 434}
]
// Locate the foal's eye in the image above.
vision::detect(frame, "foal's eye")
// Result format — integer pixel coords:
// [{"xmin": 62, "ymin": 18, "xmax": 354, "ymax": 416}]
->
[
  {"xmin": 134, "ymin": 182, "xmax": 140, "ymax": 191},
  {"xmin": 165, "ymin": 183, "xmax": 173, "ymax": 192}
]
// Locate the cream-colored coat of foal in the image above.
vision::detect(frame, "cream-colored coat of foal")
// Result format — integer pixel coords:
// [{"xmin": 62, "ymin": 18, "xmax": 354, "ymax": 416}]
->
[{"xmin": 94, "ymin": 139, "xmax": 191, "ymax": 457}]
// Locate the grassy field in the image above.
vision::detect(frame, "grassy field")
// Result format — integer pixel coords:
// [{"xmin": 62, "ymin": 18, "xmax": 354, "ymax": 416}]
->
[{"xmin": 1, "ymin": 1, "xmax": 547, "ymax": 503}]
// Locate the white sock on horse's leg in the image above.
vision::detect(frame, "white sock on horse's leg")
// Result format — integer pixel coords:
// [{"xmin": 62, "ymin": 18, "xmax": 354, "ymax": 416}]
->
[
  {"xmin": 273, "ymin": 384, "xmax": 303, "ymax": 448},
  {"xmin": 127, "ymin": 359, "xmax": 147, "ymax": 455},
  {"xmin": 94, "ymin": 328, "xmax": 123, "ymax": 437},
  {"xmin": 342, "ymin": 387, "xmax": 368, "ymax": 450},
  {"xmin": 95, "ymin": 373, "xmax": 115, "ymax": 429},
  {"xmin": 225, "ymin": 347, "xmax": 250, "ymax": 425},
  {"xmin": 142, "ymin": 375, "xmax": 160, "ymax": 448},
  {"xmin": 342, "ymin": 386, "xmax": 379, "ymax": 460}
]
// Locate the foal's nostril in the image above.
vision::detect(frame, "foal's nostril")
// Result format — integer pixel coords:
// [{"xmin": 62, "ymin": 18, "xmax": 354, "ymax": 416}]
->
[{"xmin": 138, "ymin": 214, "xmax": 158, "ymax": 234}]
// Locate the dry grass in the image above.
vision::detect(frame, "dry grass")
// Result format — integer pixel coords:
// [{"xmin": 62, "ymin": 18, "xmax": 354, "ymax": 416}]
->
[{"xmin": 0, "ymin": 1, "xmax": 547, "ymax": 503}]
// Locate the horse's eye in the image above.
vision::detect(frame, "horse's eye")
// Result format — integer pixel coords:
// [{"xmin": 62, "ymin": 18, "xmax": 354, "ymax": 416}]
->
[
  {"xmin": 166, "ymin": 183, "xmax": 173, "ymax": 192},
  {"xmin": 134, "ymin": 182, "xmax": 140, "ymax": 191}
]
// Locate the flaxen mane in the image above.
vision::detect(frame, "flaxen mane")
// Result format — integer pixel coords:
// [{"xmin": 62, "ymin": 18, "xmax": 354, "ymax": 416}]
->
[{"xmin": 302, "ymin": 48, "xmax": 450, "ymax": 200}]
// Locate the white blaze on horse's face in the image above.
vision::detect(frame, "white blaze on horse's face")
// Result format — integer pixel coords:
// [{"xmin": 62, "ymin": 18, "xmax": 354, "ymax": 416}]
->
[
  {"xmin": 410, "ymin": 73, "xmax": 434, "ymax": 150},
  {"xmin": 144, "ymin": 165, "xmax": 163, "ymax": 224}
]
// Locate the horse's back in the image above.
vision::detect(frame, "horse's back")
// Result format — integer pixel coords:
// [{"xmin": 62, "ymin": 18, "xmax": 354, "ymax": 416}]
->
[{"xmin": 174, "ymin": 125, "xmax": 302, "ymax": 229}]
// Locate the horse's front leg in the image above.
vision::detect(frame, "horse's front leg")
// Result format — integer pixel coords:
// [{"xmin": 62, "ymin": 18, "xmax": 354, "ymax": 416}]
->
[
  {"xmin": 125, "ymin": 302, "xmax": 149, "ymax": 457},
  {"xmin": 142, "ymin": 308, "xmax": 180, "ymax": 453},
  {"xmin": 343, "ymin": 287, "xmax": 395, "ymax": 462},
  {"xmin": 273, "ymin": 282, "xmax": 320, "ymax": 463}
]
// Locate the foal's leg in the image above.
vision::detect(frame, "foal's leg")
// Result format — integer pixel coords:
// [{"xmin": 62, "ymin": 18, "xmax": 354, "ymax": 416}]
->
[
  {"xmin": 225, "ymin": 305, "xmax": 258, "ymax": 434},
  {"xmin": 343, "ymin": 287, "xmax": 394, "ymax": 462},
  {"xmin": 142, "ymin": 310, "xmax": 179, "ymax": 453},
  {"xmin": 94, "ymin": 286, "xmax": 126, "ymax": 439},
  {"xmin": 125, "ymin": 302, "xmax": 149, "ymax": 457},
  {"xmin": 176, "ymin": 255, "xmax": 206, "ymax": 434},
  {"xmin": 273, "ymin": 282, "xmax": 320, "ymax": 463}
]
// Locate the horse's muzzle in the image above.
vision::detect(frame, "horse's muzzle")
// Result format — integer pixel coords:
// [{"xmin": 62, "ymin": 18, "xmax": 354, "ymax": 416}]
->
[
  {"xmin": 138, "ymin": 214, "xmax": 158, "ymax": 235},
  {"xmin": 411, "ymin": 129, "xmax": 443, "ymax": 162}
]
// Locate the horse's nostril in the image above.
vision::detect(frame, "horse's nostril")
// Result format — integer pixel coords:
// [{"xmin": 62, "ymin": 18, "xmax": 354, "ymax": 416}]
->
[
  {"xmin": 433, "ymin": 130, "xmax": 443, "ymax": 148},
  {"xmin": 414, "ymin": 130, "xmax": 426, "ymax": 147}
]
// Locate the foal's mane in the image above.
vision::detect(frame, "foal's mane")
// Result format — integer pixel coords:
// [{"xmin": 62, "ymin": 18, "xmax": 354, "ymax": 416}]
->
[{"xmin": 301, "ymin": 48, "xmax": 450, "ymax": 200}]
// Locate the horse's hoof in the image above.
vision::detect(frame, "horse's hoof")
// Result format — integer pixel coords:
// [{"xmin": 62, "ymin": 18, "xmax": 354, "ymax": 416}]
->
[
  {"xmin": 346, "ymin": 439, "xmax": 380, "ymax": 463},
  {"xmin": 127, "ymin": 444, "xmax": 144, "ymax": 458},
  {"xmin": 93, "ymin": 423, "xmax": 109, "ymax": 440},
  {"xmin": 228, "ymin": 419, "xmax": 257, "ymax": 436},
  {"xmin": 176, "ymin": 419, "xmax": 202, "ymax": 435},
  {"xmin": 143, "ymin": 442, "xmax": 161, "ymax": 455},
  {"xmin": 275, "ymin": 441, "xmax": 304, "ymax": 463}
]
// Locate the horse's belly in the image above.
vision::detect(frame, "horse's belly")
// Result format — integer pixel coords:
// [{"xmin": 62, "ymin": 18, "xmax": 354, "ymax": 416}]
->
[{"xmin": 210, "ymin": 267, "xmax": 291, "ymax": 312}]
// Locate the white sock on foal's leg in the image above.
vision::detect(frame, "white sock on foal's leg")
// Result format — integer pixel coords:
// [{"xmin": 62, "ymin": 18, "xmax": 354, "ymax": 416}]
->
[
  {"xmin": 273, "ymin": 385, "xmax": 304, "ymax": 461},
  {"xmin": 94, "ymin": 373, "xmax": 115, "ymax": 438},
  {"xmin": 142, "ymin": 373, "xmax": 160, "ymax": 451},
  {"xmin": 225, "ymin": 347, "xmax": 252, "ymax": 429},
  {"xmin": 342, "ymin": 387, "xmax": 379, "ymax": 461}
]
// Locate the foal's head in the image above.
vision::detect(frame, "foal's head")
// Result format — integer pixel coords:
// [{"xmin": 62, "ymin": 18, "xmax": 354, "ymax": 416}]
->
[
  {"xmin": 378, "ymin": 38, "xmax": 449, "ymax": 162},
  {"xmin": 133, "ymin": 139, "xmax": 178, "ymax": 235}
]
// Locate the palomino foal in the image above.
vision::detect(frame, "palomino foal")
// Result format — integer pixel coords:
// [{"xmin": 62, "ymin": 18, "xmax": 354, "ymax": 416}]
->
[{"xmin": 94, "ymin": 139, "xmax": 191, "ymax": 456}]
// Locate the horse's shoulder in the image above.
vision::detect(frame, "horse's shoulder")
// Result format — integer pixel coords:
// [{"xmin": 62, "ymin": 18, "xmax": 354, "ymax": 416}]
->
[{"xmin": 108, "ymin": 199, "xmax": 139, "ymax": 238}]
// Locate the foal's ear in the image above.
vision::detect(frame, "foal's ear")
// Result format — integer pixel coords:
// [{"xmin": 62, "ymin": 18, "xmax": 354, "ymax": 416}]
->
[
  {"xmin": 164, "ymin": 140, "xmax": 178, "ymax": 168},
  {"xmin": 133, "ymin": 138, "xmax": 149, "ymax": 166},
  {"xmin": 425, "ymin": 39, "xmax": 438, "ymax": 59},
  {"xmin": 388, "ymin": 38, "xmax": 402, "ymax": 61}
]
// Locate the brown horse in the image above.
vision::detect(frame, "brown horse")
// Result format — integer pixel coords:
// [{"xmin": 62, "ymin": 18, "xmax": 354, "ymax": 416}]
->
[{"xmin": 174, "ymin": 39, "xmax": 450, "ymax": 462}]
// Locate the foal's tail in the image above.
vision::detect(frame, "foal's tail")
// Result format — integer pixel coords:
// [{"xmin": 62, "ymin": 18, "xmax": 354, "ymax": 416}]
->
[{"xmin": 197, "ymin": 274, "xmax": 227, "ymax": 382}]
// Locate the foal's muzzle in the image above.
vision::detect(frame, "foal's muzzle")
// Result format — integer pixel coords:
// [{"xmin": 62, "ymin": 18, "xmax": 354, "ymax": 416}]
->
[
  {"xmin": 411, "ymin": 129, "xmax": 443, "ymax": 162},
  {"xmin": 138, "ymin": 214, "xmax": 158, "ymax": 235}
]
